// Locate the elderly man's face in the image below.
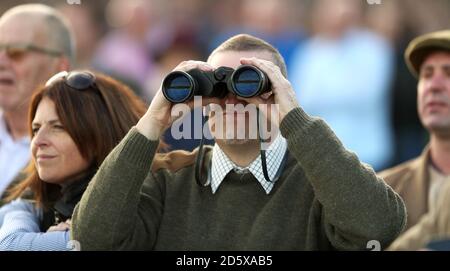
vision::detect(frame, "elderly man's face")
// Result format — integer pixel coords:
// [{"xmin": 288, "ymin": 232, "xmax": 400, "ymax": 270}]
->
[
  {"xmin": 0, "ymin": 15, "xmax": 61, "ymax": 112},
  {"xmin": 207, "ymin": 50, "xmax": 276, "ymax": 144},
  {"xmin": 417, "ymin": 51, "xmax": 450, "ymax": 136}
]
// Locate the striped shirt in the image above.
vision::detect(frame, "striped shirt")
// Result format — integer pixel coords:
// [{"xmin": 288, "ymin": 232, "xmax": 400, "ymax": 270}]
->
[
  {"xmin": 210, "ymin": 133, "xmax": 288, "ymax": 194},
  {"xmin": 0, "ymin": 199, "xmax": 71, "ymax": 251},
  {"xmin": 0, "ymin": 111, "xmax": 30, "ymax": 196}
]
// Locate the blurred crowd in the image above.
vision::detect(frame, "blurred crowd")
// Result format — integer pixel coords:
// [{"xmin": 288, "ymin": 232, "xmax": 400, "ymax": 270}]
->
[{"xmin": 0, "ymin": 0, "xmax": 448, "ymax": 169}]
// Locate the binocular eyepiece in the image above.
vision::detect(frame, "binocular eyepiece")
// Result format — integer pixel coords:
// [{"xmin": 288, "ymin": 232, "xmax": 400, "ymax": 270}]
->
[{"xmin": 162, "ymin": 65, "xmax": 271, "ymax": 103}]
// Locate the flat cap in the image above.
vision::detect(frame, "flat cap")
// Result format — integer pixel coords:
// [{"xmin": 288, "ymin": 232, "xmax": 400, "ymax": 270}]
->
[{"xmin": 405, "ymin": 29, "xmax": 450, "ymax": 78}]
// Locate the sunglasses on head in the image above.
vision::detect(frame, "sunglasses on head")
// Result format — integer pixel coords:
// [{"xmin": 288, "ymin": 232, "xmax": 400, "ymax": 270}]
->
[
  {"xmin": 45, "ymin": 71, "xmax": 97, "ymax": 91},
  {"xmin": 0, "ymin": 43, "xmax": 62, "ymax": 61}
]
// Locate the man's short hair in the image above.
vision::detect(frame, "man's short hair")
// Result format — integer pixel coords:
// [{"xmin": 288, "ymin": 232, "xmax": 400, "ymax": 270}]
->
[
  {"xmin": 208, "ymin": 34, "xmax": 288, "ymax": 78},
  {"xmin": 0, "ymin": 4, "xmax": 75, "ymax": 64}
]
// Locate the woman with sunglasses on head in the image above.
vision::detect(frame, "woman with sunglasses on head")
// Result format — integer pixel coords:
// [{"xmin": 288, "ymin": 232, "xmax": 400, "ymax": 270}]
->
[{"xmin": 0, "ymin": 70, "xmax": 146, "ymax": 250}]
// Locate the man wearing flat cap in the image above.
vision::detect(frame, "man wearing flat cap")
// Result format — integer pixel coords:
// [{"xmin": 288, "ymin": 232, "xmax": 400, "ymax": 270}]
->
[{"xmin": 378, "ymin": 30, "xmax": 450, "ymax": 250}]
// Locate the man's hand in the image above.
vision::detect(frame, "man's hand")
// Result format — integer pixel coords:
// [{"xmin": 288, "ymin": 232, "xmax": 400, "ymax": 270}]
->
[
  {"xmin": 136, "ymin": 61, "xmax": 221, "ymax": 140},
  {"xmin": 238, "ymin": 57, "xmax": 300, "ymax": 123}
]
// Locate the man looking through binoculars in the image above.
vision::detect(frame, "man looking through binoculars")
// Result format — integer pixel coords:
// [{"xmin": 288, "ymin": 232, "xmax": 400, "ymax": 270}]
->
[{"xmin": 71, "ymin": 34, "xmax": 405, "ymax": 251}]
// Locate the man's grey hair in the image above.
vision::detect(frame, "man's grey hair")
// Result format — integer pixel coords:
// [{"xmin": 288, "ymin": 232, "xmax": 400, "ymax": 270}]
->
[{"xmin": 0, "ymin": 4, "xmax": 76, "ymax": 64}]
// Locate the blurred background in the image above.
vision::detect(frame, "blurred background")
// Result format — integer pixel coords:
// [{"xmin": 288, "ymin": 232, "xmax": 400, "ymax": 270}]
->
[{"xmin": 1, "ymin": 0, "xmax": 449, "ymax": 171}]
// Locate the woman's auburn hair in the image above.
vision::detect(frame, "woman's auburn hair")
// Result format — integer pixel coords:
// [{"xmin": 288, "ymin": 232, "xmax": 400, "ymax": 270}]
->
[{"xmin": 5, "ymin": 72, "xmax": 147, "ymax": 209}]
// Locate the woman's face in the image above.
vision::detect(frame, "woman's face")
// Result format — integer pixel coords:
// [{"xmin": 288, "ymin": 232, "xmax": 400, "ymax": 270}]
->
[{"xmin": 31, "ymin": 97, "xmax": 90, "ymax": 185}]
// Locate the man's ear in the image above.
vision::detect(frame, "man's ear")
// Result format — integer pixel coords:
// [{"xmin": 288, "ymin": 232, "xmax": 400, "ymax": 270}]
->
[{"xmin": 56, "ymin": 57, "xmax": 71, "ymax": 71}]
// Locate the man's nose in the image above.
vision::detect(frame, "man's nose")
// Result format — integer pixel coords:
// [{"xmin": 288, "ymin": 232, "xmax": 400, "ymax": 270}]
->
[
  {"xmin": 426, "ymin": 72, "xmax": 446, "ymax": 93},
  {"xmin": 0, "ymin": 49, "xmax": 9, "ymax": 66},
  {"xmin": 0, "ymin": 50, "xmax": 12, "ymax": 70},
  {"xmin": 225, "ymin": 92, "xmax": 242, "ymax": 104}
]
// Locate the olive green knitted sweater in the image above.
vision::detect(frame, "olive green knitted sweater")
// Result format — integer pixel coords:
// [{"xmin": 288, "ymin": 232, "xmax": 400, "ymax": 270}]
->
[{"xmin": 71, "ymin": 107, "xmax": 406, "ymax": 250}]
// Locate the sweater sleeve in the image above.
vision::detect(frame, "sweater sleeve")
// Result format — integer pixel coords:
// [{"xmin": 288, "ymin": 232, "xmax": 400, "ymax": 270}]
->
[
  {"xmin": 279, "ymin": 107, "xmax": 406, "ymax": 250},
  {"xmin": 71, "ymin": 127, "xmax": 161, "ymax": 250}
]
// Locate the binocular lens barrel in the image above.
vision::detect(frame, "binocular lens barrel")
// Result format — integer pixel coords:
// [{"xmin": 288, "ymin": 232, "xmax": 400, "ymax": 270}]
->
[
  {"xmin": 231, "ymin": 66, "xmax": 266, "ymax": 98},
  {"xmin": 161, "ymin": 65, "xmax": 269, "ymax": 103},
  {"xmin": 162, "ymin": 71, "xmax": 195, "ymax": 103}
]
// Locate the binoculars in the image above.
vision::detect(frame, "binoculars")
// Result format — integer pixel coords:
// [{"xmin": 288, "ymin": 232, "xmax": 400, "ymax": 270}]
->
[{"xmin": 162, "ymin": 65, "xmax": 271, "ymax": 103}]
